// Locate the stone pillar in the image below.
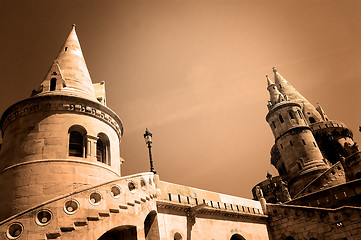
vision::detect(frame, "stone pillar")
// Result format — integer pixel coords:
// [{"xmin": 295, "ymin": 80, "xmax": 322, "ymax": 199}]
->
[
  {"xmin": 86, "ymin": 135, "xmax": 98, "ymax": 161},
  {"xmin": 255, "ymin": 186, "xmax": 268, "ymax": 214}
]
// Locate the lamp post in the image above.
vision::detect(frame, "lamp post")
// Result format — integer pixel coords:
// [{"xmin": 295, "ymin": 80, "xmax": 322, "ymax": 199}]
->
[{"xmin": 144, "ymin": 128, "xmax": 156, "ymax": 174}]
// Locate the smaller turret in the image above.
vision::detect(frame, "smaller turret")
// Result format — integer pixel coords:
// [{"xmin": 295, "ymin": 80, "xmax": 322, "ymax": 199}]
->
[
  {"xmin": 316, "ymin": 104, "xmax": 329, "ymax": 121},
  {"xmin": 252, "ymin": 174, "xmax": 291, "ymax": 203},
  {"xmin": 266, "ymin": 75, "xmax": 285, "ymax": 109}
]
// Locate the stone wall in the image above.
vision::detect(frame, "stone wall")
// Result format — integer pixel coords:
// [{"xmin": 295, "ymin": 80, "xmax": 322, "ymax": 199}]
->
[
  {"xmin": 267, "ymin": 203, "xmax": 361, "ymax": 240},
  {"xmin": 288, "ymin": 179, "xmax": 361, "ymax": 208},
  {"xmin": 156, "ymin": 181, "xmax": 269, "ymax": 240}
]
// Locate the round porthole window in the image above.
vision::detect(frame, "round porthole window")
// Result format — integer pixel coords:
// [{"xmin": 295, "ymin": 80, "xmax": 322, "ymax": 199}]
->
[
  {"xmin": 6, "ymin": 223, "xmax": 23, "ymax": 239},
  {"xmin": 128, "ymin": 181, "xmax": 136, "ymax": 193},
  {"xmin": 35, "ymin": 209, "xmax": 52, "ymax": 226},
  {"xmin": 64, "ymin": 199, "xmax": 79, "ymax": 214},
  {"xmin": 89, "ymin": 192, "xmax": 102, "ymax": 205},
  {"xmin": 110, "ymin": 185, "xmax": 122, "ymax": 198},
  {"xmin": 141, "ymin": 179, "xmax": 147, "ymax": 191}
]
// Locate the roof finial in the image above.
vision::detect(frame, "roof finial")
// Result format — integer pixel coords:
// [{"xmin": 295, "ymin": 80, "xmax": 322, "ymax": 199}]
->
[
  {"xmin": 72, "ymin": 24, "xmax": 76, "ymax": 28},
  {"xmin": 272, "ymin": 67, "xmax": 277, "ymax": 73},
  {"xmin": 266, "ymin": 75, "xmax": 274, "ymax": 86}
]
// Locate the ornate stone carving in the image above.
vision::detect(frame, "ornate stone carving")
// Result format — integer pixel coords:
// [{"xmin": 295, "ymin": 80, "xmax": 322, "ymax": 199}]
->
[{"xmin": 1, "ymin": 97, "xmax": 122, "ymax": 137}]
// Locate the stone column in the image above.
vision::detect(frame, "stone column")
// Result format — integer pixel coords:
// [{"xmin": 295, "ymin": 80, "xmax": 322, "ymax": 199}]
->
[{"xmin": 86, "ymin": 135, "xmax": 98, "ymax": 161}]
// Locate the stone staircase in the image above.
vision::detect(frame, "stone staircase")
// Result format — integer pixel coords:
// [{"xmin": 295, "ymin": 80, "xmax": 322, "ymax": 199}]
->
[{"xmin": 0, "ymin": 172, "xmax": 158, "ymax": 240}]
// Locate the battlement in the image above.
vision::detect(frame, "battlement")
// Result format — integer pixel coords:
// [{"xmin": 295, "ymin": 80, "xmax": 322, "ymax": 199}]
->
[
  {"xmin": 310, "ymin": 120, "xmax": 348, "ymax": 132},
  {"xmin": 267, "ymin": 203, "xmax": 361, "ymax": 239},
  {"xmin": 294, "ymin": 161, "xmax": 346, "ymax": 198},
  {"xmin": 158, "ymin": 181, "xmax": 265, "ymax": 215},
  {"xmin": 288, "ymin": 178, "xmax": 361, "ymax": 208}
]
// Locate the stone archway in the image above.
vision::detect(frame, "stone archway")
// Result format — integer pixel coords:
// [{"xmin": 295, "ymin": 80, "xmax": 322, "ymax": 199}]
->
[
  {"xmin": 97, "ymin": 225, "xmax": 137, "ymax": 240},
  {"xmin": 230, "ymin": 233, "xmax": 246, "ymax": 240},
  {"xmin": 144, "ymin": 210, "xmax": 160, "ymax": 240}
]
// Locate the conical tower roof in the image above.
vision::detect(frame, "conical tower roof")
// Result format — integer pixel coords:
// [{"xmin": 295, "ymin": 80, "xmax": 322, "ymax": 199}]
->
[
  {"xmin": 266, "ymin": 75, "xmax": 285, "ymax": 106},
  {"xmin": 266, "ymin": 74, "xmax": 274, "ymax": 87},
  {"xmin": 316, "ymin": 104, "xmax": 329, "ymax": 121},
  {"xmin": 272, "ymin": 67, "xmax": 323, "ymax": 123},
  {"xmin": 33, "ymin": 25, "xmax": 97, "ymax": 101}
]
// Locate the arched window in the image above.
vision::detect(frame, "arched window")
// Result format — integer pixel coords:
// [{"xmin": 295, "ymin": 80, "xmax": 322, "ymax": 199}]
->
[
  {"xmin": 96, "ymin": 139, "xmax": 105, "ymax": 163},
  {"xmin": 230, "ymin": 234, "xmax": 245, "ymax": 240},
  {"xmin": 298, "ymin": 162, "xmax": 302, "ymax": 170},
  {"xmin": 289, "ymin": 111, "xmax": 295, "ymax": 119},
  {"xmin": 297, "ymin": 110, "xmax": 303, "ymax": 119},
  {"xmin": 309, "ymin": 117, "xmax": 316, "ymax": 123},
  {"xmin": 98, "ymin": 226, "xmax": 137, "ymax": 240},
  {"xmin": 68, "ymin": 126, "xmax": 86, "ymax": 157},
  {"xmin": 50, "ymin": 78, "xmax": 57, "ymax": 91},
  {"xmin": 279, "ymin": 115, "xmax": 284, "ymax": 123},
  {"xmin": 69, "ymin": 132, "xmax": 84, "ymax": 157},
  {"xmin": 285, "ymin": 237, "xmax": 295, "ymax": 240},
  {"xmin": 144, "ymin": 211, "xmax": 160, "ymax": 240},
  {"xmin": 174, "ymin": 233, "xmax": 182, "ymax": 240},
  {"xmin": 96, "ymin": 133, "xmax": 110, "ymax": 165}
]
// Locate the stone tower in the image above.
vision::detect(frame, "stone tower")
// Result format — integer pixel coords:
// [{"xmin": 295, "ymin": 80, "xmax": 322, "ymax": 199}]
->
[
  {"xmin": 273, "ymin": 67, "xmax": 358, "ymax": 165},
  {"xmin": 266, "ymin": 68, "xmax": 330, "ymax": 197},
  {"xmin": 0, "ymin": 25, "xmax": 124, "ymax": 221}
]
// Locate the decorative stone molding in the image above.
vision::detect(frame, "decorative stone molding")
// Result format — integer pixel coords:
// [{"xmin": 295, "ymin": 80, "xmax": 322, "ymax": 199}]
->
[
  {"xmin": 156, "ymin": 200, "xmax": 267, "ymax": 222},
  {"xmin": 0, "ymin": 95, "xmax": 123, "ymax": 138}
]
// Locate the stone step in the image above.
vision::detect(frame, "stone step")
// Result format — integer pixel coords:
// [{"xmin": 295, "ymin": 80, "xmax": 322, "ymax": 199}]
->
[
  {"xmin": 60, "ymin": 226, "xmax": 75, "ymax": 232},
  {"xmin": 74, "ymin": 220, "xmax": 88, "ymax": 227},
  {"xmin": 109, "ymin": 208, "xmax": 120, "ymax": 213},
  {"xmin": 87, "ymin": 216, "xmax": 100, "ymax": 221},
  {"xmin": 119, "ymin": 204, "xmax": 128, "ymax": 210},
  {"xmin": 46, "ymin": 232, "xmax": 61, "ymax": 239},
  {"xmin": 99, "ymin": 212, "xmax": 110, "ymax": 217},
  {"xmin": 108, "ymin": 203, "xmax": 120, "ymax": 213}
]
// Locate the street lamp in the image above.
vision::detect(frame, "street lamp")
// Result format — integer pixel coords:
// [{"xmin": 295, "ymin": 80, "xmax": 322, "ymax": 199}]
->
[{"xmin": 144, "ymin": 128, "xmax": 156, "ymax": 174}]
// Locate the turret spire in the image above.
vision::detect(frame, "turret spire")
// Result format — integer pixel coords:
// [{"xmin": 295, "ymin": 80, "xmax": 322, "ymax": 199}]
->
[
  {"xmin": 272, "ymin": 67, "xmax": 323, "ymax": 124},
  {"xmin": 266, "ymin": 74, "xmax": 274, "ymax": 87},
  {"xmin": 316, "ymin": 104, "xmax": 329, "ymax": 121},
  {"xmin": 34, "ymin": 25, "xmax": 97, "ymax": 101},
  {"xmin": 266, "ymin": 75, "xmax": 285, "ymax": 107}
]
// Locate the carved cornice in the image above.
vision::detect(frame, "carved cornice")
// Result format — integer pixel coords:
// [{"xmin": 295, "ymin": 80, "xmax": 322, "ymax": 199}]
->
[
  {"xmin": 156, "ymin": 200, "xmax": 268, "ymax": 222},
  {"xmin": 0, "ymin": 95, "xmax": 123, "ymax": 138},
  {"xmin": 266, "ymin": 102, "xmax": 301, "ymax": 121}
]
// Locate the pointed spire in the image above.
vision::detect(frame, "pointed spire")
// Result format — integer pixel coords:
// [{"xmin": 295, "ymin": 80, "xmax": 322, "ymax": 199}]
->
[
  {"xmin": 266, "ymin": 75, "xmax": 274, "ymax": 86},
  {"xmin": 272, "ymin": 67, "xmax": 323, "ymax": 124},
  {"xmin": 34, "ymin": 25, "xmax": 97, "ymax": 101},
  {"xmin": 266, "ymin": 75, "xmax": 285, "ymax": 107},
  {"xmin": 316, "ymin": 104, "xmax": 329, "ymax": 121},
  {"xmin": 273, "ymin": 67, "xmax": 290, "ymax": 91}
]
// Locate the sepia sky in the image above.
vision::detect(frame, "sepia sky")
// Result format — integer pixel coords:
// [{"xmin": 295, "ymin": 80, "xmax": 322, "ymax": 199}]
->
[{"xmin": 1, "ymin": 0, "xmax": 361, "ymax": 198}]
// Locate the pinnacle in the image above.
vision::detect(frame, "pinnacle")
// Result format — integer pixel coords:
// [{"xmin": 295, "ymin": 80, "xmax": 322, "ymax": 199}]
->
[
  {"xmin": 269, "ymin": 67, "xmax": 323, "ymax": 123},
  {"xmin": 266, "ymin": 75, "xmax": 274, "ymax": 87},
  {"xmin": 34, "ymin": 25, "xmax": 97, "ymax": 101}
]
